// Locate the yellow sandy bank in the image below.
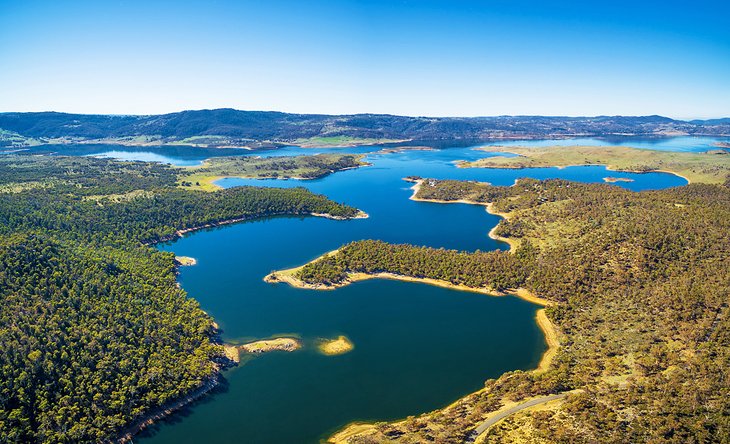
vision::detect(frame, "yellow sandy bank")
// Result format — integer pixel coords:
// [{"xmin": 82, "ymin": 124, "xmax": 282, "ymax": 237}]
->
[
  {"xmin": 407, "ymin": 179, "xmax": 521, "ymax": 251},
  {"xmin": 174, "ymin": 256, "xmax": 197, "ymax": 266},
  {"xmin": 239, "ymin": 337, "xmax": 301, "ymax": 354},
  {"xmin": 317, "ymin": 336, "xmax": 354, "ymax": 355}
]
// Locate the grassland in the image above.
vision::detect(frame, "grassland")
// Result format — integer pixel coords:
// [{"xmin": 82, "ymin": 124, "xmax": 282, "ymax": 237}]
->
[
  {"xmin": 461, "ymin": 145, "xmax": 730, "ymax": 184},
  {"xmin": 176, "ymin": 153, "xmax": 367, "ymax": 191}
]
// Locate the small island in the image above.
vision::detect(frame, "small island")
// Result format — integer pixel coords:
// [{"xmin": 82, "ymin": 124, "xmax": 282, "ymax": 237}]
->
[
  {"xmin": 375, "ymin": 146, "xmax": 436, "ymax": 154},
  {"xmin": 239, "ymin": 337, "xmax": 302, "ymax": 354},
  {"xmin": 174, "ymin": 256, "xmax": 197, "ymax": 266},
  {"xmin": 602, "ymin": 176, "xmax": 634, "ymax": 183},
  {"xmin": 317, "ymin": 336, "xmax": 354, "ymax": 355}
]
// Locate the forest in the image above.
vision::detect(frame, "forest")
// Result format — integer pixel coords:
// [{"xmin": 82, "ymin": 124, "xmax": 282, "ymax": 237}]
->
[
  {"xmin": 177, "ymin": 153, "xmax": 366, "ymax": 190},
  {"xmin": 0, "ymin": 154, "xmax": 360, "ymax": 443},
  {"xmin": 299, "ymin": 178, "xmax": 730, "ymax": 443}
]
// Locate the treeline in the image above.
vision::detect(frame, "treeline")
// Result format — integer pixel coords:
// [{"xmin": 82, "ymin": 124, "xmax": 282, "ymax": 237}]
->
[
  {"xmin": 0, "ymin": 155, "xmax": 360, "ymax": 443},
  {"xmin": 0, "ymin": 155, "xmax": 178, "ymax": 195},
  {"xmin": 0, "ymin": 185, "xmax": 359, "ymax": 245},
  {"xmin": 182, "ymin": 153, "xmax": 364, "ymax": 181},
  {"xmin": 297, "ymin": 239, "xmax": 534, "ymax": 292},
  {"xmin": 311, "ymin": 178, "xmax": 730, "ymax": 443}
]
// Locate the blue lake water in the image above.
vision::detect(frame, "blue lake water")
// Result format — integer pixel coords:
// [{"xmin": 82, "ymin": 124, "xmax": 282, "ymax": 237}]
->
[
  {"xmin": 6, "ymin": 135, "xmax": 728, "ymax": 166},
  {"xmin": 133, "ymin": 142, "xmax": 688, "ymax": 443},
  {"xmin": 8, "ymin": 139, "xmax": 696, "ymax": 442}
]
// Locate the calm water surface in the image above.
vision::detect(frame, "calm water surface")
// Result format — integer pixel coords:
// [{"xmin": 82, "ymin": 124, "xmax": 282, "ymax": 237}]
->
[
  {"xmin": 8, "ymin": 140, "xmax": 694, "ymax": 443},
  {"xmin": 6, "ymin": 135, "xmax": 728, "ymax": 165},
  {"xmin": 134, "ymin": 142, "xmax": 688, "ymax": 443}
]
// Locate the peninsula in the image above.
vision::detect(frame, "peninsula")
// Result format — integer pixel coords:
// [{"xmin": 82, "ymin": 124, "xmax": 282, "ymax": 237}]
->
[
  {"xmin": 0, "ymin": 154, "xmax": 365, "ymax": 443},
  {"xmin": 176, "ymin": 153, "xmax": 367, "ymax": 191},
  {"xmin": 240, "ymin": 337, "xmax": 302, "ymax": 354},
  {"xmin": 459, "ymin": 144, "xmax": 730, "ymax": 184},
  {"xmin": 267, "ymin": 176, "xmax": 730, "ymax": 443}
]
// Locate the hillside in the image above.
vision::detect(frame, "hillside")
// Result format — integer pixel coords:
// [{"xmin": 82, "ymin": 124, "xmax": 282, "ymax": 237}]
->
[
  {"xmin": 2, "ymin": 109, "xmax": 729, "ymax": 148},
  {"xmin": 282, "ymin": 178, "xmax": 730, "ymax": 443}
]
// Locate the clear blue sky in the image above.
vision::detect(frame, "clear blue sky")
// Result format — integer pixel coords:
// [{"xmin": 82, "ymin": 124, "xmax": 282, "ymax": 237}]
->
[{"xmin": 1, "ymin": 0, "xmax": 728, "ymax": 118}]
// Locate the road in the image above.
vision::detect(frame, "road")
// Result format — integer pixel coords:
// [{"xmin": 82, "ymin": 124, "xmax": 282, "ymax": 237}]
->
[{"xmin": 465, "ymin": 393, "xmax": 566, "ymax": 442}]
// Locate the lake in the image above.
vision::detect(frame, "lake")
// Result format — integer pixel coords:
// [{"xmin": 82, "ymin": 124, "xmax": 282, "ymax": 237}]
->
[{"xmin": 10, "ymin": 139, "xmax": 695, "ymax": 443}]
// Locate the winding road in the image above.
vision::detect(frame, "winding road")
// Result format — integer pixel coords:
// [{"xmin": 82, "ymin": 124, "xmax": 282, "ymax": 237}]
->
[{"xmin": 465, "ymin": 393, "xmax": 567, "ymax": 443}]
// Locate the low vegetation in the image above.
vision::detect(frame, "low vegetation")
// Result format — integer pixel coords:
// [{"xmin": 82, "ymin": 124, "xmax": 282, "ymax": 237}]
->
[
  {"xmin": 0, "ymin": 154, "xmax": 360, "ymax": 443},
  {"xmin": 239, "ymin": 338, "xmax": 301, "ymax": 354},
  {"xmin": 177, "ymin": 153, "xmax": 366, "ymax": 191},
  {"xmin": 299, "ymin": 177, "xmax": 730, "ymax": 443},
  {"xmin": 462, "ymin": 145, "xmax": 730, "ymax": 184}
]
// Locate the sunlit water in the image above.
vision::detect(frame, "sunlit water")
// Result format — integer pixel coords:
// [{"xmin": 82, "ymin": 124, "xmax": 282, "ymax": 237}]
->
[{"xmin": 6, "ymin": 139, "xmax": 699, "ymax": 443}]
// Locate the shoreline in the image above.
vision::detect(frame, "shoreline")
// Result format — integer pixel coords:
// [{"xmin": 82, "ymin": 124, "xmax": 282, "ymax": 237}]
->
[
  {"xmin": 279, "ymin": 178, "xmax": 558, "ymax": 443},
  {"xmin": 151, "ymin": 210, "xmax": 368, "ymax": 245},
  {"xmin": 117, "ymin": 376, "xmax": 221, "ymax": 443},
  {"xmin": 458, "ymin": 152, "xmax": 693, "ymax": 184},
  {"xmin": 407, "ymin": 179, "xmax": 520, "ymax": 251},
  {"xmin": 240, "ymin": 337, "xmax": 302, "ymax": 354},
  {"xmin": 180, "ymin": 160, "xmax": 370, "ymax": 192},
  {"xmin": 128, "ymin": 209, "xmax": 367, "ymax": 441},
  {"xmin": 328, "ymin": 306, "xmax": 559, "ymax": 444},
  {"xmin": 317, "ymin": 336, "xmax": 354, "ymax": 356}
]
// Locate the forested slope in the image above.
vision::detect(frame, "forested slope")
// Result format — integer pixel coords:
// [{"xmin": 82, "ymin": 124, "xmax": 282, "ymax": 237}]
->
[
  {"xmin": 0, "ymin": 155, "xmax": 360, "ymax": 443},
  {"xmin": 299, "ymin": 178, "xmax": 730, "ymax": 443},
  {"xmin": 2, "ymin": 110, "xmax": 729, "ymax": 148}
]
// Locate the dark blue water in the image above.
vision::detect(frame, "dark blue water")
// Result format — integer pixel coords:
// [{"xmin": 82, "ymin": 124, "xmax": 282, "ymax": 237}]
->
[
  {"xmin": 131, "ymin": 142, "xmax": 689, "ymax": 443},
  {"xmin": 5, "ymin": 139, "xmax": 693, "ymax": 442}
]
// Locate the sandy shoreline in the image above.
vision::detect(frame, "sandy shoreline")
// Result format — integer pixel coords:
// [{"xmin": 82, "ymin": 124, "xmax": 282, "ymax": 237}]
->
[
  {"xmin": 408, "ymin": 179, "xmax": 520, "ymax": 250},
  {"xmin": 317, "ymin": 336, "xmax": 354, "ymax": 355},
  {"xmin": 150, "ymin": 210, "xmax": 368, "ymax": 245},
  {"xmin": 458, "ymin": 150, "xmax": 694, "ymax": 184},
  {"xmin": 269, "ymin": 178, "xmax": 561, "ymax": 443},
  {"xmin": 328, "ymin": 307, "xmax": 559, "ymax": 444}
]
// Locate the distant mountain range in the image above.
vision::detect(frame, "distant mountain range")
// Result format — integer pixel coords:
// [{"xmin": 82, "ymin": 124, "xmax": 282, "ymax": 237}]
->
[{"xmin": 1, "ymin": 109, "xmax": 729, "ymax": 149}]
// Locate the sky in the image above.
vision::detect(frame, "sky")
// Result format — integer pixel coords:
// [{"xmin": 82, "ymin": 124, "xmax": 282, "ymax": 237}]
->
[{"xmin": 0, "ymin": 0, "xmax": 728, "ymax": 118}]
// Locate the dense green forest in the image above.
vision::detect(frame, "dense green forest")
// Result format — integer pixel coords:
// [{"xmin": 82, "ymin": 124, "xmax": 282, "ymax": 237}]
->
[
  {"xmin": 297, "ymin": 240, "xmax": 531, "ymax": 292},
  {"xmin": 0, "ymin": 155, "xmax": 360, "ymax": 443},
  {"xmin": 300, "ymin": 178, "xmax": 730, "ymax": 443}
]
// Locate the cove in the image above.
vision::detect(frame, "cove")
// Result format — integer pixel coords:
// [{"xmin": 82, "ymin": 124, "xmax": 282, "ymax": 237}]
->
[{"xmin": 133, "ymin": 144, "xmax": 688, "ymax": 443}]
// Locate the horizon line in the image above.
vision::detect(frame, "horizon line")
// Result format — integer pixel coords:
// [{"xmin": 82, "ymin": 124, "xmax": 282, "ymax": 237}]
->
[{"xmin": 1, "ymin": 108, "xmax": 728, "ymax": 122}]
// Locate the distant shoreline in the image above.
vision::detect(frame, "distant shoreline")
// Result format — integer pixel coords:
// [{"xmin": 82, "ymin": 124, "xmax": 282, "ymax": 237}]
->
[
  {"xmin": 460, "ymin": 146, "xmax": 702, "ymax": 184},
  {"xmin": 150, "ymin": 210, "xmax": 368, "ymax": 245}
]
